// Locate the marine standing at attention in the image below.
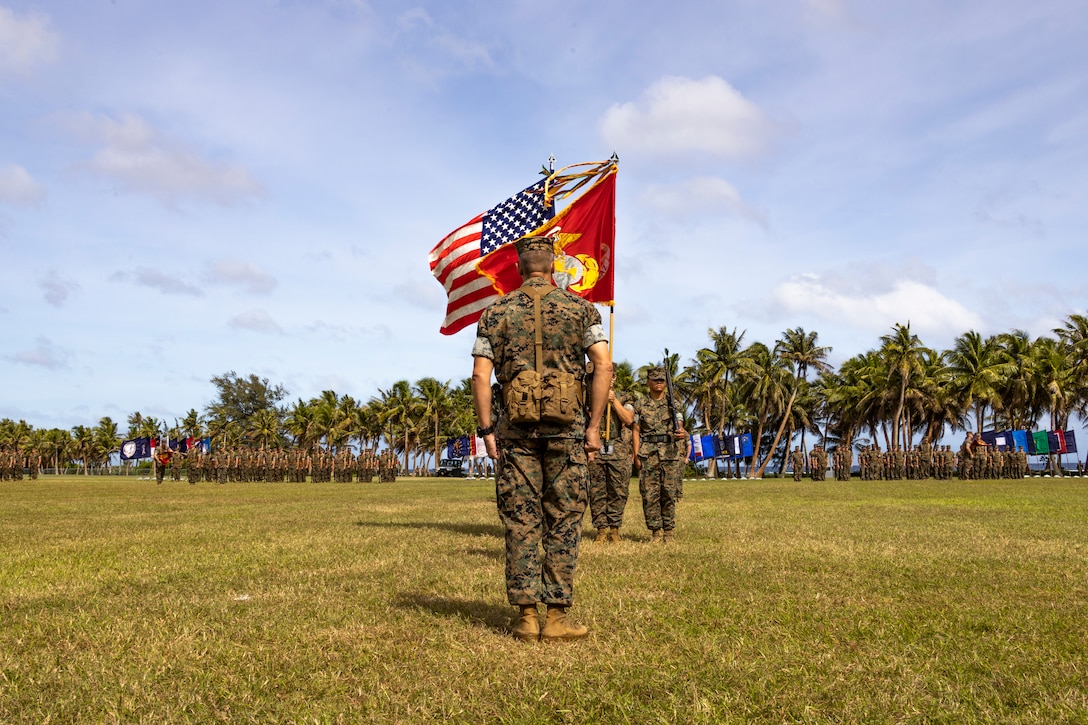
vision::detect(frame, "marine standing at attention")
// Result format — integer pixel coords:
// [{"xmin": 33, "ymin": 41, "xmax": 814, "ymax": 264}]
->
[
  {"xmin": 471, "ymin": 235, "xmax": 611, "ymax": 643},
  {"xmin": 586, "ymin": 364, "xmax": 635, "ymax": 543},
  {"xmin": 632, "ymin": 366, "xmax": 688, "ymax": 543}
]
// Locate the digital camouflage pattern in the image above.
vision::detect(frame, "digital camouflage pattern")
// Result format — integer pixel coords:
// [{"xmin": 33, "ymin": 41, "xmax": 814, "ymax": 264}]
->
[
  {"xmin": 473, "ymin": 277, "xmax": 606, "ymax": 440},
  {"xmin": 495, "ymin": 438, "xmax": 587, "ymax": 605},
  {"xmin": 633, "ymin": 394, "xmax": 684, "ymax": 533},
  {"xmin": 473, "ymin": 277, "xmax": 605, "ymax": 607},
  {"xmin": 588, "ymin": 390, "xmax": 634, "ymax": 530}
]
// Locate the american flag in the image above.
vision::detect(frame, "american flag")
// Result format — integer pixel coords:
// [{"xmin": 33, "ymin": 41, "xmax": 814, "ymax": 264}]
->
[{"xmin": 429, "ymin": 179, "xmax": 552, "ymax": 335}]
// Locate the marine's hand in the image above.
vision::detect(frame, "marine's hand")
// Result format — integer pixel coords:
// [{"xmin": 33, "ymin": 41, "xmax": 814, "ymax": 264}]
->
[
  {"xmin": 584, "ymin": 428, "xmax": 602, "ymax": 462},
  {"xmin": 484, "ymin": 433, "xmax": 498, "ymax": 460}
]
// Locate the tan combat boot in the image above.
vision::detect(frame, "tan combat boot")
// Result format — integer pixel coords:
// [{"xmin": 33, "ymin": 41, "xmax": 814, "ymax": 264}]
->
[
  {"xmin": 512, "ymin": 605, "xmax": 540, "ymax": 642},
  {"xmin": 540, "ymin": 605, "xmax": 589, "ymax": 641},
  {"xmin": 594, "ymin": 527, "xmax": 610, "ymax": 543},
  {"xmin": 651, "ymin": 529, "xmax": 664, "ymax": 543},
  {"xmin": 608, "ymin": 527, "xmax": 622, "ymax": 543},
  {"xmin": 662, "ymin": 530, "xmax": 675, "ymax": 543}
]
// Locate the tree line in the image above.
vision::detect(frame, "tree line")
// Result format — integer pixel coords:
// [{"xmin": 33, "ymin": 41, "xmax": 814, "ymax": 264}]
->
[{"xmin": 3, "ymin": 314, "xmax": 1087, "ymax": 476}]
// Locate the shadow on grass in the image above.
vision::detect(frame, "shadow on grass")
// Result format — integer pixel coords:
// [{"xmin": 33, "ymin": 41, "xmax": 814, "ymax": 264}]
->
[
  {"xmin": 353, "ymin": 520, "xmax": 504, "ymax": 538},
  {"xmin": 463, "ymin": 546, "xmax": 502, "ymax": 561},
  {"xmin": 394, "ymin": 592, "xmax": 512, "ymax": 634}
]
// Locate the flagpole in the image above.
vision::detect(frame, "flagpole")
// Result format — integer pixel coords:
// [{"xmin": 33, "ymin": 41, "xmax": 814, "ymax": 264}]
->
[{"xmin": 605, "ymin": 306, "xmax": 614, "ymax": 440}]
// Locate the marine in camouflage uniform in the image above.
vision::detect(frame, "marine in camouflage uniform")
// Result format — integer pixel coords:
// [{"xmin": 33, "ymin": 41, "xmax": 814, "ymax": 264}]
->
[
  {"xmin": 470, "ymin": 235, "xmax": 610, "ymax": 643},
  {"xmin": 835, "ymin": 445, "xmax": 852, "ymax": 481},
  {"xmin": 27, "ymin": 448, "xmax": 41, "ymax": 480},
  {"xmin": 633, "ymin": 366, "xmax": 688, "ymax": 543},
  {"xmin": 790, "ymin": 447, "xmax": 805, "ymax": 481},
  {"xmin": 586, "ymin": 367, "xmax": 635, "ymax": 542},
  {"xmin": 186, "ymin": 447, "xmax": 201, "ymax": 484},
  {"xmin": 809, "ymin": 445, "xmax": 828, "ymax": 481},
  {"xmin": 153, "ymin": 444, "xmax": 174, "ymax": 485},
  {"xmin": 170, "ymin": 446, "xmax": 183, "ymax": 481}
]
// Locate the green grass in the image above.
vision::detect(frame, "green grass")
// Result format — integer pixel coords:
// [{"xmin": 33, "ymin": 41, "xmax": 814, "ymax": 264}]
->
[{"xmin": 2, "ymin": 476, "xmax": 1087, "ymax": 723}]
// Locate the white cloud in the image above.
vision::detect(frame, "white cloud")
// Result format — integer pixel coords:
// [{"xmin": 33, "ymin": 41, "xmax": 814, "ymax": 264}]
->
[
  {"xmin": 0, "ymin": 164, "xmax": 46, "ymax": 206},
  {"xmin": 394, "ymin": 7, "xmax": 492, "ymax": 78},
  {"xmin": 7, "ymin": 336, "xmax": 70, "ymax": 369},
  {"xmin": 641, "ymin": 176, "xmax": 768, "ymax": 227},
  {"xmin": 111, "ymin": 268, "xmax": 203, "ymax": 296},
  {"xmin": 39, "ymin": 272, "xmax": 79, "ymax": 307},
  {"xmin": 0, "ymin": 6, "xmax": 59, "ymax": 75},
  {"xmin": 600, "ymin": 76, "xmax": 774, "ymax": 159},
  {"xmin": 767, "ymin": 273, "xmax": 983, "ymax": 339},
  {"xmin": 228, "ymin": 309, "xmax": 283, "ymax": 334},
  {"xmin": 204, "ymin": 259, "xmax": 277, "ymax": 294},
  {"xmin": 62, "ymin": 112, "xmax": 264, "ymax": 206}
]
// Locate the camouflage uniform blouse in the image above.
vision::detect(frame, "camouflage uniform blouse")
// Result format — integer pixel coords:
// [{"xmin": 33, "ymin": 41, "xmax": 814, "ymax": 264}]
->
[
  {"xmin": 634, "ymin": 395, "xmax": 684, "ymax": 461},
  {"xmin": 472, "ymin": 277, "xmax": 607, "ymax": 440}
]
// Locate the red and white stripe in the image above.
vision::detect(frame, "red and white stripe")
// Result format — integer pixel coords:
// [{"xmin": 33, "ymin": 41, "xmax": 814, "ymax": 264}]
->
[{"xmin": 428, "ymin": 215, "xmax": 501, "ymax": 335}]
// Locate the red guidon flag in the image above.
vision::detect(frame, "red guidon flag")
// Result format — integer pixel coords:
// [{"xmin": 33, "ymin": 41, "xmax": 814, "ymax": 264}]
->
[{"xmin": 477, "ymin": 167, "xmax": 616, "ymax": 305}]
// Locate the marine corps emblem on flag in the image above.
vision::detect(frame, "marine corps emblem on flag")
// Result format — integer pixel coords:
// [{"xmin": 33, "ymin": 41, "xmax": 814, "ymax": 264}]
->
[{"xmin": 551, "ymin": 227, "xmax": 610, "ymax": 295}]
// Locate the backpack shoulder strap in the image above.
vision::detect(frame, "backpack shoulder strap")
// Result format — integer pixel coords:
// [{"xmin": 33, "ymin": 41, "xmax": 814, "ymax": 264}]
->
[{"xmin": 517, "ymin": 282, "xmax": 555, "ymax": 376}]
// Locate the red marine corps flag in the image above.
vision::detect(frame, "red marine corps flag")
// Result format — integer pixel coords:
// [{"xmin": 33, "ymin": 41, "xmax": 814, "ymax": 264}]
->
[
  {"xmin": 429, "ymin": 158, "xmax": 617, "ymax": 334},
  {"xmin": 477, "ymin": 163, "xmax": 616, "ymax": 305}
]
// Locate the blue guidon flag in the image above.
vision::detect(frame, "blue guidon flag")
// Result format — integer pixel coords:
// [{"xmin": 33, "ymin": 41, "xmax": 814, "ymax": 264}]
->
[{"xmin": 120, "ymin": 436, "xmax": 153, "ymax": 460}]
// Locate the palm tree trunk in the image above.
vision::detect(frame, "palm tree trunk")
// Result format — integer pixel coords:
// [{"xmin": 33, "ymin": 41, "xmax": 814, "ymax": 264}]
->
[
  {"xmin": 755, "ymin": 387, "xmax": 797, "ymax": 478},
  {"xmin": 750, "ymin": 407, "xmax": 767, "ymax": 479},
  {"xmin": 892, "ymin": 376, "xmax": 906, "ymax": 450}
]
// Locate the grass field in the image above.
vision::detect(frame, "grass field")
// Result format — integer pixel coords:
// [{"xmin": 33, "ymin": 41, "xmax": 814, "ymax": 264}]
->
[{"xmin": 2, "ymin": 475, "xmax": 1087, "ymax": 724}]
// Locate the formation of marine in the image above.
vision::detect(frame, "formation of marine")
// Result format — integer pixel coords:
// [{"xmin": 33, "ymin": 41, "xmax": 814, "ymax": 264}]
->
[
  {"xmin": 0, "ymin": 437, "xmax": 1060, "ymax": 483},
  {"xmin": 0, "ymin": 447, "xmax": 41, "ymax": 481},
  {"xmin": 178, "ymin": 446, "xmax": 399, "ymax": 484},
  {"xmin": 853, "ymin": 440, "xmax": 1029, "ymax": 480}
]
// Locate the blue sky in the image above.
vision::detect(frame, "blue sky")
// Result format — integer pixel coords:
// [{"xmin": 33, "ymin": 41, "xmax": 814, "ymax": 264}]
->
[{"xmin": 2, "ymin": 0, "xmax": 1086, "ymax": 433}]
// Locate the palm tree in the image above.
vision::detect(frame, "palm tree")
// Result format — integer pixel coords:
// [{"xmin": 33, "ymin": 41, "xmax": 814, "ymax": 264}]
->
[
  {"xmin": 373, "ymin": 381, "xmax": 424, "ymax": 473},
  {"xmin": 613, "ymin": 361, "xmax": 642, "ymax": 399},
  {"xmin": 696, "ymin": 327, "xmax": 753, "ymax": 435},
  {"xmin": 285, "ymin": 399, "xmax": 318, "ymax": 450},
  {"xmin": 993, "ymin": 330, "xmax": 1038, "ymax": 430},
  {"xmin": 0, "ymin": 418, "xmax": 34, "ymax": 449},
  {"xmin": 181, "ymin": 409, "xmax": 204, "ymax": 439},
  {"xmin": 94, "ymin": 417, "xmax": 120, "ymax": 473},
  {"xmin": 136, "ymin": 416, "xmax": 163, "ymax": 440},
  {"xmin": 416, "ymin": 377, "xmax": 453, "ymax": 473},
  {"xmin": 909, "ymin": 349, "xmax": 959, "ymax": 445},
  {"xmin": 126, "ymin": 411, "xmax": 145, "ymax": 439},
  {"xmin": 743, "ymin": 342, "xmax": 792, "ymax": 477},
  {"xmin": 942, "ymin": 330, "xmax": 1009, "ymax": 434},
  {"xmin": 70, "ymin": 425, "xmax": 96, "ymax": 475},
  {"xmin": 1030, "ymin": 335, "xmax": 1076, "ymax": 473},
  {"xmin": 249, "ymin": 408, "xmax": 283, "ymax": 449},
  {"xmin": 754, "ymin": 327, "xmax": 830, "ymax": 478},
  {"xmin": 1055, "ymin": 313, "xmax": 1088, "ymax": 421},
  {"xmin": 41, "ymin": 428, "xmax": 71, "ymax": 474},
  {"xmin": 880, "ymin": 322, "xmax": 929, "ymax": 450},
  {"xmin": 352, "ymin": 402, "xmax": 385, "ymax": 453}
]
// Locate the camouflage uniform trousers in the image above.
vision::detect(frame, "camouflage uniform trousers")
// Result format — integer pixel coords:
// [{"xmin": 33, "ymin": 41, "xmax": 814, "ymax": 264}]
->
[
  {"xmin": 587, "ymin": 447, "xmax": 632, "ymax": 530},
  {"xmin": 638, "ymin": 452, "xmax": 682, "ymax": 533},
  {"xmin": 495, "ymin": 437, "xmax": 588, "ymax": 607}
]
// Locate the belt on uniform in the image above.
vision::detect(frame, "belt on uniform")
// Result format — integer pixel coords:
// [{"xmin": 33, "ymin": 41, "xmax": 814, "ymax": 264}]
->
[{"xmin": 641, "ymin": 434, "xmax": 672, "ymax": 443}]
